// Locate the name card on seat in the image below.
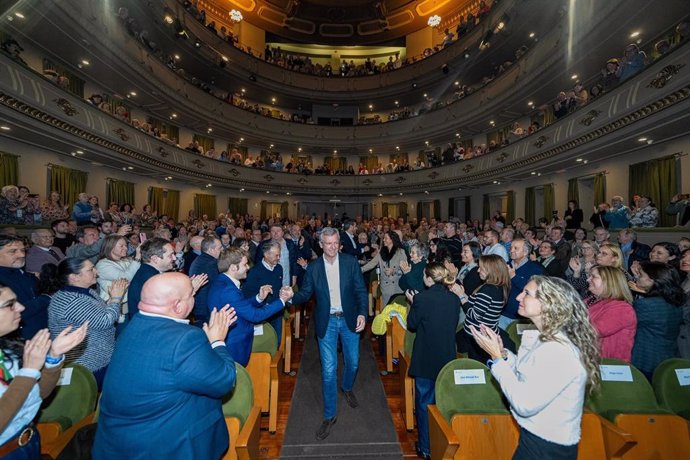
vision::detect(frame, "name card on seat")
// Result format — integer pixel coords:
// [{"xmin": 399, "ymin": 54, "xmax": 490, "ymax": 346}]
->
[
  {"xmin": 676, "ymin": 369, "xmax": 690, "ymax": 386},
  {"xmin": 454, "ymin": 369, "xmax": 486, "ymax": 385},
  {"xmin": 600, "ymin": 365, "xmax": 633, "ymax": 382},
  {"xmin": 516, "ymin": 323, "xmax": 537, "ymax": 335},
  {"xmin": 254, "ymin": 324, "xmax": 264, "ymax": 336},
  {"xmin": 57, "ymin": 368, "xmax": 73, "ymax": 386}
]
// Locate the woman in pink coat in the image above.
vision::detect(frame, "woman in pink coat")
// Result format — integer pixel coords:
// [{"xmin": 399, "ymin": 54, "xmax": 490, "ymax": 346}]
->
[{"xmin": 587, "ymin": 265, "xmax": 637, "ymax": 362}]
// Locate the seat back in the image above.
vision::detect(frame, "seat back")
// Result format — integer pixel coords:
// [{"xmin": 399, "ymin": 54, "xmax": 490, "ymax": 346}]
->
[
  {"xmin": 652, "ymin": 358, "xmax": 690, "ymax": 420},
  {"xmin": 505, "ymin": 319, "xmax": 536, "ymax": 349},
  {"xmin": 435, "ymin": 358, "xmax": 509, "ymax": 423},
  {"xmin": 586, "ymin": 358, "xmax": 665, "ymax": 422},
  {"xmin": 38, "ymin": 364, "xmax": 98, "ymax": 430},
  {"xmin": 251, "ymin": 321, "xmax": 278, "ymax": 357},
  {"xmin": 389, "ymin": 295, "xmax": 408, "ymax": 307},
  {"xmin": 222, "ymin": 364, "xmax": 254, "ymax": 427}
]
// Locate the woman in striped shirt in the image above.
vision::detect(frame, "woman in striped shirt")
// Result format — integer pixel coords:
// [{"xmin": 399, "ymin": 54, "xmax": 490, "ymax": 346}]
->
[
  {"xmin": 48, "ymin": 258, "xmax": 128, "ymax": 390},
  {"xmin": 452, "ymin": 254, "xmax": 510, "ymax": 362}
]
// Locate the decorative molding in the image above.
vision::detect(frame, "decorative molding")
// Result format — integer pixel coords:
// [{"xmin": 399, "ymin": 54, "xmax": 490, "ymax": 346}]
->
[
  {"xmin": 157, "ymin": 146, "xmax": 169, "ymax": 158},
  {"xmin": 495, "ymin": 153, "xmax": 508, "ymax": 163},
  {"xmin": 54, "ymin": 98, "xmax": 77, "ymax": 116},
  {"xmin": 263, "ymin": 174, "xmax": 275, "ymax": 182},
  {"xmin": 192, "ymin": 159, "xmax": 205, "ymax": 168},
  {"xmin": 330, "ymin": 179, "xmax": 341, "ymax": 185},
  {"xmin": 579, "ymin": 109, "xmax": 602, "ymax": 126},
  {"xmin": 427, "ymin": 171, "xmax": 439, "ymax": 179},
  {"xmin": 534, "ymin": 135, "xmax": 548, "ymax": 148},
  {"xmin": 113, "ymin": 128, "xmax": 129, "ymax": 141},
  {"xmin": 362, "ymin": 178, "xmax": 373, "ymax": 185},
  {"xmin": 228, "ymin": 168, "xmax": 240, "ymax": 176},
  {"xmin": 462, "ymin": 164, "xmax": 474, "ymax": 173},
  {"xmin": 648, "ymin": 64, "xmax": 685, "ymax": 89},
  {"xmin": 394, "ymin": 176, "xmax": 406, "ymax": 183},
  {"xmin": 297, "ymin": 177, "xmax": 308, "ymax": 184}
]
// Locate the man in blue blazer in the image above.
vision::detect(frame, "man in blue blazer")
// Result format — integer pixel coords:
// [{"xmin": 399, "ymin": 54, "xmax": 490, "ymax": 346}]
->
[
  {"xmin": 94, "ymin": 273, "xmax": 237, "ymax": 459},
  {"xmin": 290, "ymin": 227, "xmax": 368, "ymax": 441},
  {"xmin": 208, "ymin": 247, "xmax": 293, "ymax": 366},
  {"xmin": 126, "ymin": 238, "xmax": 177, "ymax": 320},
  {"xmin": 242, "ymin": 241, "xmax": 286, "ymax": 343}
]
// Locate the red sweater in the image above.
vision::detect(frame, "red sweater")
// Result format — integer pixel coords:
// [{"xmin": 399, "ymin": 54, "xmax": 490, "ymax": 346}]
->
[{"xmin": 589, "ymin": 298, "xmax": 637, "ymax": 362}]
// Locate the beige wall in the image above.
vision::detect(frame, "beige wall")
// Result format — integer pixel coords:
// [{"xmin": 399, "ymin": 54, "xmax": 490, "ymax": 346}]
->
[
  {"xmin": 406, "ymin": 27, "xmax": 433, "ymax": 59},
  {"xmin": 239, "ymin": 20, "xmax": 265, "ymax": 57}
]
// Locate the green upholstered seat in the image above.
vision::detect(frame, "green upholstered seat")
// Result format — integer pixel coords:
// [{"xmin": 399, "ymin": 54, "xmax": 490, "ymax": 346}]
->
[
  {"xmin": 586, "ymin": 358, "xmax": 670, "ymax": 423},
  {"xmin": 435, "ymin": 358, "xmax": 509, "ymax": 423},
  {"xmin": 505, "ymin": 319, "xmax": 536, "ymax": 350},
  {"xmin": 38, "ymin": 364, "xmax": 97, "ymax": 430},
  {"xmin": 652, "ymin": 358, "xmax": 690, "ymax": 420},
  {"xmin": 221, "ymin": 364, "xmax": 254, "ymax": 427},
  {"xmin": 251, "ymin": 322, "xmax": 278, "ymax": 357}
]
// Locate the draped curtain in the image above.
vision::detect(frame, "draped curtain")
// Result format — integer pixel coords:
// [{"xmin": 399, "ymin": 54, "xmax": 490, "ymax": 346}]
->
[
  {"xmin": 194, "ymin": 193, "xmax": 216, "ymax": 218},
  {"xmin": 506, "ymin": 191, "xmax": 515, "ymax": 224},
  {"xmin": 629, "ymin": 156, "xmax": 677, "ymax": 227},
  {"xmin": 49, "ymin": 165, "xmax": 88, "ymax": 209},
  {"xmin": 525, "ymin": 187, "xmax": 535, "ymax": 226},
  {"xmin": 433, "ymin": 199, "xmax": 441, "ymax": 219},
  {"xmin": 543, "ymin": 184, "xmax": 555, "ymax": 221},
  {"xmin": 260, "ymin": 200, "xmax": 267, "ymax": 220},
  {"xmin": 0, "ymin": 152, "xmax": 18, "ymax": 188},
  {"xmin": 448, "ymin": 198, "xmax": 455, "ymax": 219},
  {"xmin": 149, "ymin": 187, "xmax": 180, "ymax": 221},
  {"xmin": 228, "ymin": 197, "xmax": 248, "ymax": 217},
  {"xmin": 482, "ymin": 194, "xmax": 490, "ymax": 222},
  {"xmin": 593, "ymin": 173, "xmax": 606, "ymax": 206},
  {"xmin": 192, "ymin": 134, "xmax": 215, "ymax": 152},
  {"xmin": 280, "ymin": 201, "xmax": 289, "ymax": 219},
  {"xmin": 399, "ymin": 202, "xmax": 408, "ymax": 219},
  {"xmin": 359, "ymin": 156, "xmax": 378, "ymax": 171},
  {"xmin": 325, "ymin": 157, "xmax": 346, "ymax": 171},
  {"xmin": 106, "ymin": 179, "xmax": 135, "ymax": 207},
  {"xmin": 567, "ymin": 178, "xmax": 579, "ymax": 203},
  {"xmin": 416, "ymin": 201, "xmax": 423, "ymax": 220},
  {"xmin": 381, "ymin": 202, "xmax": 389, "ymax": 217}
]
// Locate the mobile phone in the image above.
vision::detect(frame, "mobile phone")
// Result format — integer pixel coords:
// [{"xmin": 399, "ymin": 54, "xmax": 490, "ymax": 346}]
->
[{"xmin": 139, "ymin": 233, "xmax": 147, "ymax": 243}]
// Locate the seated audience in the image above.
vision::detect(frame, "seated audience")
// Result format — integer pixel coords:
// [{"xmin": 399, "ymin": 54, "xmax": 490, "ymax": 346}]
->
[
  {"xmin": 536, "ymin": 241, "xmax": 565, "ymax": 279},
  {"xmin": 25, "ymin": 230, "xmax": 65, "ymax": 274},
  {"xmin": 500, "ymin": 239, "xmax": 544, "ymax": 330}
]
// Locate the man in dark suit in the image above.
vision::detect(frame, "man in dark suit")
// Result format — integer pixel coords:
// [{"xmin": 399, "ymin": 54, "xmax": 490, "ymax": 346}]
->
[
  {"xmin": 182, "ymin": 235, "xmax": 203, "ymax": 274},
  {"xmin": 94, "ymin": 273, "xmax": 237, "ymax": 459},
  {"xmin": 549, "ymin": 226, "xmax": 571, "ymax": 271},
  {"xmin": 25, "ymin": 229, "xmax": 65, "ymax": 273},
  {"xmin": 242, "ymin": 241, "xmax": 286, "ymax": 342},
  {"xmin": 208, "ymin": 247, "xmax": 292, "ymax": 366},
  {"xmin": 290, "ymin": 227, "xmax": 368, "ymax": 441},
  {"xmin": 189, "ymin": 236, "xmax": 222, "ymax": 325},
  {"xmin": 127, "ymin": 238, "xmax": 177, "ymax": 320},
  {"xmin": 248, "ymin": 228, "xmax": 263, "ymax": 262},
  {"xmin": 0, "ymin": 235, "xmax": 45, "ymax": 338},
  {"xmin": 340, "ymin": 220, "xmax": 368, "ymax": 258}
]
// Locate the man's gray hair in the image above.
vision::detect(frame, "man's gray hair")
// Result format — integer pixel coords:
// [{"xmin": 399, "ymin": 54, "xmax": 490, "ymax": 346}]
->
[
  {"xmin": 262, "ymin": 240, "xmax": 281, "ymax": 255},
  {"xmin": 320, "ymin": 227, "xmax": 340, "ymax": 243},
  {"xmin": 409, "ymin": 242, "xmax": 429, "ymax": 259}
]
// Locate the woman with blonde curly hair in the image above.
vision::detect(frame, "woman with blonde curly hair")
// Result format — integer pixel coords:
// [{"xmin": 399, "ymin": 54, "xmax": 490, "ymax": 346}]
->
[{"xmin": 471, "ymin": 276, "xmax": 600, "ymax": 459}]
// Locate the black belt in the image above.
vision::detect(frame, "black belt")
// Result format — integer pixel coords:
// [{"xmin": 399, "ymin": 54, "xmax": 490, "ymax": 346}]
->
[
  {"xmin": 0, "ymin": 425, "xmax": 35, "ymax": 457},
  {"xmin": 330, "ymin": 311, "xmax": 344, "ymax": 317}
]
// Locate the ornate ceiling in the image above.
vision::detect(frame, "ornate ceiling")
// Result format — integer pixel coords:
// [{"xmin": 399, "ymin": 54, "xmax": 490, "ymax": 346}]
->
[{"xmin": 203, "ymin": 0, "xmax": 473, "ymax": 44}]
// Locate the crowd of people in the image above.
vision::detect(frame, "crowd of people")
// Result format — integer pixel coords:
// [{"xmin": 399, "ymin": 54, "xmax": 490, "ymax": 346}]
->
[{"xmin": 1, "ymin": 200, "xmax": 688, "ymax": 457}]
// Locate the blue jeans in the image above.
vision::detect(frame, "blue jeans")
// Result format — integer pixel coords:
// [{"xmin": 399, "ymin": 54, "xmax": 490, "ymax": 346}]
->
[
  {"xmin": 1, "ymin": 426, "xmax": 41, "ymax": 460},
  {"xmin": 317, "ymin": 315, "xmax": 360, "ymax": 419},
  {"xmin": 415, "ymin": 377, "xmax": 435, "ymax": 456}
]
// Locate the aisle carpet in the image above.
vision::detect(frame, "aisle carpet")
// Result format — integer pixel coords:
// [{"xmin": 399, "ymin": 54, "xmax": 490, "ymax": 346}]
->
[{"xmin": 280, "ymin": 323, "xmax": 403, "ymax": 459}]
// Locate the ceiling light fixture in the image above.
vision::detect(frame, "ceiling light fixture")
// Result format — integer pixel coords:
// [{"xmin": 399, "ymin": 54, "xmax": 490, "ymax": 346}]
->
[
  {"xmin": 529, "ymin": 32, "xmax": 535, "ymax": 38},
  {"xmin": 395, "ymin": 146, "xmax": 400, "ymax": 150},
  {"xmin": 630, "ymin": 31, "xmax": 640, "ymax": 38},
  {"xmin": 174, "ymin": 54, "xmax": 180, "ymax": 60},
  {"xmin": 76, "ymin": 150, "xmax": 84, "ymax": 154},
  {"xmin": 221, "ymin": 55, "xmax": 228, "ymax": 62},
  {"xmin": 0, "ymin": 126, "xmax": 10, "ymax": 131},
  {"xmin": 528, "ymin": 101, "xmax": 533, "ymax": 106},
  {"xmin": 129, "ymin": 91, "xmax": 137, "ymax": 96},
  {"xmin": 171, "ymin": 113, "xmax": 177, "ymax": 118},
  {"xmin": 427, "ymin": 15, "xmax": 441, "ymax": 27},
  {"xmin": 638, "ymin": 137, "xmax": 647, "ymax": 142},
  {"xmin": 81, "ymin": 59, "xmax": 90, "ymax": 66},
  {"xmin": 576, "ymin": 158, "xmax": 583, "ymax": 162},
  {"xmin": 571, "ymin": 74, "xmax": 578, "ymax": 80},
  {"xmin": 14, "ymin": 12, "xmax": 25, "ymax": 19},
  {"xmin": 164, "ymin": 15, "xmax": 173, "ymax": 24},
  {"xmin": 229, "ymin": 9, "xmax": 243, "ymax": 22}
]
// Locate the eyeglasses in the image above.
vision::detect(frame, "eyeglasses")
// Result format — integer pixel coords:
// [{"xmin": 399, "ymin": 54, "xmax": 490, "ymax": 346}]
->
[{"xmin": 0, "ymin": 299, "xmax": 20, "ymax": 311}]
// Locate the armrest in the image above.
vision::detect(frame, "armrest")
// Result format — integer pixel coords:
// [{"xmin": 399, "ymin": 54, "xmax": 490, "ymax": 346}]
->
[
  {"xmin": 428, "ymin": 405, "xmax": 459, "ymax": 460},
  {"xmin": 236, "ymin": 406, "xmax": 262, "ymax": 460},
  {"xmin": 597, "ymin": 414, "xmax": 637, "ymax": 459},
  {"xmin": 41, "ymin": 412, "xmax": 97, "ymax": 459},
  {"xmin": 385, "ymin": 321, "xmax": 393, "ymax": 372},
  {"xmin": 36, "ymin": 422, "xmax": 63, "ymax": 449},
  {"xmin": 270, "ymin": 348, "xmax": 283, "ymax": 373}
]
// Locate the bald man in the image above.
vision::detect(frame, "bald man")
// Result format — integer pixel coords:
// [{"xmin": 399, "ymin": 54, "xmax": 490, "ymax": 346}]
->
[{"xmin": 94, "ymin": 273, "xmax": 237, "ymax": 459}]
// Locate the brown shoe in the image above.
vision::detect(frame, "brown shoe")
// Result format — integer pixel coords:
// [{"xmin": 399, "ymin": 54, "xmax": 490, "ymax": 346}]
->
[{"xmin": 315, "ymin": 417, "xmax": 337, "ymax": 440}]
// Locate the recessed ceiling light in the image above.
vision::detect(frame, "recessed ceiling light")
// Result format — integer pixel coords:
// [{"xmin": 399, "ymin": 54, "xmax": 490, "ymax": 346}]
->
[
  {"xmin": 529, "ymin": 32, "xmax": 535, "ymax": 38},
  {"xmin": 531, "ymin": 171, "xmax": 536, "ymax": 175},
  {"xmin": 207, "ymin": 183, "xmax": 212, "ymax": 187},
  {"xmin": 455, "ymin": 133, "xmax": 460, "ymax": 137},
  {"xmin": 630, "ymin": 31, "xmax": 640, "ymax": 38},
  {"xmin": 583, "ymin": 160, "xmax": 588, "ymax": 164},
  {"xmin": 15, "ymin": 12, "xmax": 25, "ymax": 19},
  {"xmin": 399, "ymin": 192, "xmax": 403, "ymax": 196},
  {"xmin": 71, "ymin": 152, "xmax": 77, "ymax": 157},
  {"xmin": 571, "ymin": 74, "xmax": 578, "ymax": 80},
  {"xmin": 266, "ymin": 190, "xmax": 270, "ymax": 194},
  {"xmin": 424, "ymin": 191, "xmax": 429, "ymax": 194},
  {"xmin": 333, "ymin": 149, "xmax": 337, "ymax": 154},
  {"xmin": 164, "ymin": 15, "xmax": 174, "ymax": 24},
  {"xmin": 537, "ymin": 173, "xmax": 542, "ymax": 176},
  {"xmin": 298, "ymin": 147, "xmax": 302, "ymax": 152},
  {"xmin": 638, "ymin": 137, "xmax": 647, "ymax": 142},
  {"xmin": 81, "ymin": 59, "xmax": 90, "ymax": 66},
  {"xmin": 378, "ymin": 193, "xmax": 383, "ymax": 197},
  {"xmin": 576, "ymin": 158, "xmax": 583, "ymax": 162},
  {"xmin": 489, "ymin": 120, "xmax": 495, "ymax": 125},
  {"xmin": 76, "ymin": 150, "xmax": 83, "ymax": 154},
  {"xmin": 174, "ymin": 54, "xmax": 180, "ymax": 60},
  {"xmin": 122, "ymin": 167, "xmax": 127, "ymax": 170},
  {"xmin": 221, "ymin": 55, "xmax": 228, "ymax": 62},
  {"xmin": 239, "ymin": 137, "xmax": 244, "ymax": 142},
  {"xmin": 240, "ymin": 188, "xmax": 245, "ymax": 192},
  {"xmin": 207, "ymin": 128, "xmax": 213, "ymax": 132},
  {"xmin": 286, "ymin": 192, "xmax": 291, "ymax": 196},
  {"xmin": 454, "ymin": 81, "xmax": 460, "ymax": 86},
  {"xmin": 0, "ymin": 126, "xmax": 10, "ymax": 131},
  {"xmin": 127, "ymin": 166, "xmax": 134, "ymax": 170},
  {"xmin": 129, "ymin": 91, "xmax": 137, "ymax": 96},
  {"xmin": 394, "ymin": 100, "xmax": 399, "ymax": 105},
  {"xmin": 395, "ymin": 146, "xmax": 400, "ymax": 150},
  {"xmin": 171, "ymin": 113, "xmax": 177, "ymax": 118},
  {"xmin": 369, "ymin": 148, "xmax": 373, "ymax": 153},
  {"xmin": 528, "ymin": 101, "xmax": 533, "ymax": 106},
  {"xmin": 368, "ymin": 104, "xmax": 373, "ymax": 109}
]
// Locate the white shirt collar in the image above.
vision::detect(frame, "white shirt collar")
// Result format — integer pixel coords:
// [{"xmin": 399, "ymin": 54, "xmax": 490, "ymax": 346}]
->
[{"xmin": 262, "ymin": 259, "xmax": 275, "ymax": 271}]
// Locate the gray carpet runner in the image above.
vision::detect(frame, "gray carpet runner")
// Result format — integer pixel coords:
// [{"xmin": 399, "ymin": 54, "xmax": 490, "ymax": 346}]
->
[{"xmin": 280, "ymin": 323, "xmax": 403, "ymax": 459}]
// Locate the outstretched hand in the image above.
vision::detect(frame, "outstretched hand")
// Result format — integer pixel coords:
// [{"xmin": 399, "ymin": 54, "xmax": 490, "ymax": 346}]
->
[{"xmin": 355, "ymin": 315, "xmax": 366, "ymax": 333}]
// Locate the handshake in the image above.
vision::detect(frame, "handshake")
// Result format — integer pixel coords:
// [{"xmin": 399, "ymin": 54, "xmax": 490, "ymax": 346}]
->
[
  {"xmin": 258, "ymin": 284, "xmax": 294, "ymax": 303},
  {"xmin": 279, "ymin": 286, "xmax": 294, "ymax": 302}
]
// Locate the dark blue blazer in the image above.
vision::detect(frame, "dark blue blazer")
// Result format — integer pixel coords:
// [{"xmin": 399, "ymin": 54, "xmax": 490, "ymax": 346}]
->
[
  {"xmin": 126, "ymin": 263, "xmax": 160, "ymax": 320},
  {"xmin": 339, "ymin": 231, "xmax": 362, "ymax": 258},
  {"xmin": 189, "ymin": 253, "xmax": 220, "ymax": 322},
  {"xmin": 182, "ymin": 250, "xmax": 198, "ymax": 275},
  {"xmin": 207, "ymin": 274, "xmax": 285, "ymax": 366},
  {"xmin": 291, "ymin": 254, "xmax": 368, "ymax": 339},
  {"xmin": 93, "ymin": 314, "xmax": 236, "ymax": 459},
  {"xmin": 0, "ymin": 267, "xmax": 45, "ymax": 339},
  {"xmin": 242, "ymin": 262, "xmax": 283, "ymax": 304},
  {"xmin": 255, "ymin": 239, "xmax": 298, "ymax": 283},
  {"xmin": 504, "ymin": 261, "xmax": 544, "ymax": 319}
]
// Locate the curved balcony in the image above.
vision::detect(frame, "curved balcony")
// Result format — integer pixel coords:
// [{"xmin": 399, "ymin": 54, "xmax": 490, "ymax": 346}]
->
[{"xmin": 2, "ymin": 44, "xmax": 689, "ymax": 197}]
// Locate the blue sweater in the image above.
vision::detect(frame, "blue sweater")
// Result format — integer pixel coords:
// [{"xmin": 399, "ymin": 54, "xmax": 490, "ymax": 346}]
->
[
  {"xmin": 0, "ymin": 266, "xmax": 46, "ymax": 339},
  {"xmin": 504, "ymin": 260, "xmax": 544, "ymax": 319}
]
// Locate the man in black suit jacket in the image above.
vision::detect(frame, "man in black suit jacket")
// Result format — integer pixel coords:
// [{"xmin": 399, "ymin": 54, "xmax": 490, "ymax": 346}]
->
[
  {"xmin": 189, "ymin": 236, "xmax": 222, "ymax": 324},
  {"xmin": 248, "ymin": 228, "xmax": 263, "ymax": 262},
  {"xmin": 340, "ymin": 220, "xmax": 368, "ymax": 258},
  {"xmin": 127, "ymin": 238, "xmax": 177, "ymax": 320},
  {"xmin": 182, "ymin": 235, "xmax": 203, "ymax": 274},
  {"xmin": 242, "ymin": 241, "xmax": 286, "ymax": 342},
  {"xmin": 25, "ymin": 229, "xmax": 65, "ymax": 274}
]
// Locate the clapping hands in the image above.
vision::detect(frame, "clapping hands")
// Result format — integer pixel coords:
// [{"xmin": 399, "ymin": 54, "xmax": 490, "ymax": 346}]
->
[
  {"xmin": 50, "ymin": 323, "xmax": 88, "ymax": 357},
  {"xmin": 203, "ymin": 305, "xmax": 237, "ymax": 343},
  {"xmin": 190, "ymin": 274, "xmax": 208, "ymax": 295},
  {"xmin": 109, "ymin": 278, "xmax": 129, "ymax": 299},
  {"xmin": 258, "ymin": 285, "xmax": 273, "ymax": 301}
]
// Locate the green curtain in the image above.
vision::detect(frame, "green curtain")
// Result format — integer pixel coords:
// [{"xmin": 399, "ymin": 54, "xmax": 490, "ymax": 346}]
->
[
  {"xmin": 194, "ymin": 193, "xmax": 216, "ymax": 218},
  {"xmin": 281, "ymin": 201, "xmax": 289, "ymax": 219},
  {"xmin": 150, "ymin": 187, "xmax": 180, "ymax": 221},
  {"xmin": 382, "ymin": 202, "xmax": 389, "ymax": 217},
  {"xmin": 0, "ymin": 153, "xmax": 19, "ymax": 188},
  {"xmin": 448, "ymin": 198, "xmax": 455, "ymax": 218},
  {"xmin": 399, "ymin": 202, "xmax": 408, "ymax": 219},
  {"xmin": 192, "ymin": 134, "xmax": 215, "ymax": 152},
  {"xmin": 465, "ymin": 197, "xmax": 472, "ymax": 224},
  {"xmin": 525, "ymin": 187, "xmax": 535, "ymax": 226},
  {"xmin": 567, "ymin": 178, "xmax": 579, "ymax": 203},
  {"xmin": 594, "ymin": 173, "xmax": 606, "ymax": 206},
  {"xmin": 228, "ymin": 197, "xmax": 248, "ymax": 217},
  {"xmin": 506, "ymin": 191, "xmax": 515, "ymax": 224},
  {"xmin": 482, "ymin": 194, "xmax": 490, "ymax": 222},
  {"xmin": 107, "ymin": 179, "xmax": 135, "ymax": 207},
  {"xmin": 433, "ymin": 199, "xmax": 441, "ymax": 219},
  {"xmin": 543, "ymin": 184, "xmax": 555, "ymax": 221},
  {"xmin": 416, "ymin": 201, "xmax": 423, "ymax": 220},
  {"xmin": 260, "ymin": 200, "xmax": 267, "ymax": 220},
  {"xmin": 629, "ymin": 156, "xmax": 678, "ymax": 227},
  {"xmin": 50, "ymin": 165, "xmax": 87, "ymax": 209}
]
